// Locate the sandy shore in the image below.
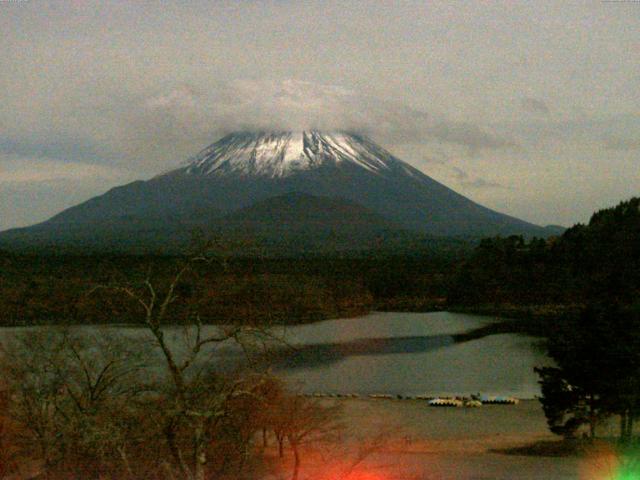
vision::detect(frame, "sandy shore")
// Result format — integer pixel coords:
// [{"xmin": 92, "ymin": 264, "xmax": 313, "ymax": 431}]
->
[{"xmin": 270, "ymin": 398, "xmax": 620, "ymax": 480}]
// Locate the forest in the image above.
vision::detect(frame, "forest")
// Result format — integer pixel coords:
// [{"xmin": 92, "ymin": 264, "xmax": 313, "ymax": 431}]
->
[
  {"xmin": 449, "ymin": 197, "xmax": 640, "ymax": 314},
  {"xmin": 0, "ymin": 246, "xmax": 464, "ymax": 327}
]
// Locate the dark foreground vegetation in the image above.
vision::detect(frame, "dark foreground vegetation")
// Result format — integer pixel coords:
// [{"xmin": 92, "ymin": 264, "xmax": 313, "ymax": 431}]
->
[
  {"xmin": 449, "ymin": 197, "xmax": 640, "ymax": 313},
  {"xmin": 456, "ymin": 198, "xmax": 640, "ymax": 449},
  {"xmin": 0, "ymin": 330, "xmax": 350, "ymax": 480},
  {"xmin": 496, "ymin": 199, "xmax": 640, "ymax": 457},
  {"xmin": 536, "ymin": 304, "xmax": 640, "ymax": 442},
  {"xmin": 0, "ymin": 251, "xmax": 373, "ymax": 479}
]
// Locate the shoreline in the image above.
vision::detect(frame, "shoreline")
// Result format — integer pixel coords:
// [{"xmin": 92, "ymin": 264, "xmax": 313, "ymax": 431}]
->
[{"xmin": 283, "ymin": 397, "xmax": 589, "ymax": 480}]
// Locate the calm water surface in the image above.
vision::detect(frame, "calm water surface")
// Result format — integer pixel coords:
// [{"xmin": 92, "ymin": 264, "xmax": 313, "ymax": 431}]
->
[
  {"xmin": 1, "ymin": 311, "xmax": 550, "ymax": 398},
  {"xmin": 274, "ymin": 311, "xmax": 550, "ymax": 398}
]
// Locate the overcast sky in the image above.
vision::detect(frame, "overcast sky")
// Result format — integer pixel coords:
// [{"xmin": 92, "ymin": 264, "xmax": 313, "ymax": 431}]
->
[{"xmin": 1, "ymin": 1, "xmax": 638, "ymax": 230}]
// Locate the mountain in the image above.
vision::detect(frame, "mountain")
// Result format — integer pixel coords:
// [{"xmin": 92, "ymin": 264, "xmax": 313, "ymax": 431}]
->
[
  {"xmin": 0, "ymin": 131, "xmax": 556, "ymax": 252},
  {"xmin": 218, "ymin": 191, "xmax": 413, "ymax": 253},
  {"xmin": 224, "ymin": 191, "xmax": 391, "ymax": 227}
]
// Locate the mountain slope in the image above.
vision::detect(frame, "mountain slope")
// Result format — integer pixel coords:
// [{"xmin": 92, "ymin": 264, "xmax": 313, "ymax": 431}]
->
[
  {"xmin": 225, "ymin": 191, "xmax": 390, "ymax": 224},
  {"xmin": 218, "ymin": 192, "xmax": 409, "ymax": 253},
  {"xmin": 0, "ymin": 131, "xmax": 554, "ymax": 252}
]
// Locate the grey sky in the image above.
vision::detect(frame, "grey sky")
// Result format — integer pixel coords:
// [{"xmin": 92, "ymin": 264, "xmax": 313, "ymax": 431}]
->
[{"xmin": 1, "ymin": 1, "xmax": 638, "ymax": 230}]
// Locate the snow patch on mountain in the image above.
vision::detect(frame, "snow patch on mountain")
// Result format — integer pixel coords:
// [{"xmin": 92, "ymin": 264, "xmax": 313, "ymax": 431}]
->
[{"xmin": 178, "ymin": 131, "xmax": 397, "ymax": 178}]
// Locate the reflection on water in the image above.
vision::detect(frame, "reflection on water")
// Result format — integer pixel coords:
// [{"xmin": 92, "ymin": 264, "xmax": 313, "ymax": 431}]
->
[
  {"xmin": 273, "ymin": 312, "xmax": 551, "ymax": 398},
  {"xmin": 272, "ymin": 334, "xmax": 454, "ymax": 369},
  {"xmin": 278, "ymin": 311, "xmax": 496, "ymax": 344}
]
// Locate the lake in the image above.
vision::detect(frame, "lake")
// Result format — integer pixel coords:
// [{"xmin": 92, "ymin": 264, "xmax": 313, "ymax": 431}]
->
[{"xmin": 0, "ymin": 311, "xmax": 550, "ymax": 399}]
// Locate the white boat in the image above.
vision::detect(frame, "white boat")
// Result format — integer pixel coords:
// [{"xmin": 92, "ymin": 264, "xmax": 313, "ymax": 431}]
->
[
  {"xmin": 428, "ymin": 397, "xmax": 463, "ymax": 407},
  {"xmin": 480, "ymin": 395, "xmax": 519, "ymax": 405}
]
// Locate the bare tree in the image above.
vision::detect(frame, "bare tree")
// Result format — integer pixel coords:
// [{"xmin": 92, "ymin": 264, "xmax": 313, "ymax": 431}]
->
[
  {"xmin": 0, "ymin": 327, "xmax": 151, "ymax": 478},
  {"xmin": 90, "ymin": 244, "xmax": 274, "ymax": 480},
  {"xmin": 260, "ymin": 385, "xmax": 342, "ymax": 480},
  {"xmin": 0, "ymin": 242, "xmax": 350, "ymax": 480}
]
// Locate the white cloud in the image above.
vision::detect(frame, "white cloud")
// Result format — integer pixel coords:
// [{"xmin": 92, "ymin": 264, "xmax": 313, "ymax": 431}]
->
[
  {"xmin": 0, "ymin": 155, "xmax": 125, "ymax": 185},
  {"xmin": 0, "ymin": 154, "xmax": 131, "ymax": 230},
  {"xmin": 130, "ymin": 79, "xmax": 517, "ymax": 164},
  {"xmin": 449, "ymin": 166, "xmax": 505, "ymax": 190}
]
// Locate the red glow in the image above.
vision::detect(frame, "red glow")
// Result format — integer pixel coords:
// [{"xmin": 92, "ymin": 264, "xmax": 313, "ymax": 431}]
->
[
  {"xmin": 579, "ymin": 443, "xmax": 621, "ymax": 480},
  {"xmin": 311, "ymin": 462, "xmax": 390, "ymax": 480}
]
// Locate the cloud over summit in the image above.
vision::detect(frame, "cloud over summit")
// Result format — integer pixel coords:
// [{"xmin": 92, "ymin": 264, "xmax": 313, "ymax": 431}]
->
[{"xmin": 138, "ymin": 79, "xmax": 516, "ymax": 159}]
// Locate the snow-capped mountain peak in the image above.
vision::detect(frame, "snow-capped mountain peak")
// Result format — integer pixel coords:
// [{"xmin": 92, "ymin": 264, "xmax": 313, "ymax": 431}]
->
[
  {"xmin": 180, "ymin": 131, "xmax": 396, "ymax": 178},
  {"xmin": 0, "ymin": 130, "xmax": 552, "ymax": 248}
]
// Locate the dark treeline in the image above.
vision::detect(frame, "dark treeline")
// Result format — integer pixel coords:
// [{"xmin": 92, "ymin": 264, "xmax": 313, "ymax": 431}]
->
[
  {"xmin": 0, "ymin": 246, "xmax": 468, "ymax": 326},
  {"xmin": 475, "ymin": 197, "xmax": 640, "ymax": 445},
  {"xmin": 444, "ymin": 197, "xmax": 640, "ymax": 448},
  {"xmin": 448, "ymin": 197, "xmax": 640, "ymax": 313},
  {"xmin": 536, "ymin": 303, "xmax": 640, "ymax": 443}
]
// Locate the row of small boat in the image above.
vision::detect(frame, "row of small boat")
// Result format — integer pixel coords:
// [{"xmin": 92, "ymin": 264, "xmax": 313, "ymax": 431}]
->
[
  {"xmin": 299, "ymin": 392, "xmax": 519, "ymax": 405},
  {"xmin": 478, "ymin": 395, "xmax": 520, "ymax": 405},
  {"xmin": 428, "ymin": 398, "xmax": 473, "ymax": 407},
  {"xmin": 303, "ymin": 393, "xmax": 361, "ymax": 398},
  {"xmin": 428, "ymin": 396, "xmax": 519, "ymax": 407}
]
